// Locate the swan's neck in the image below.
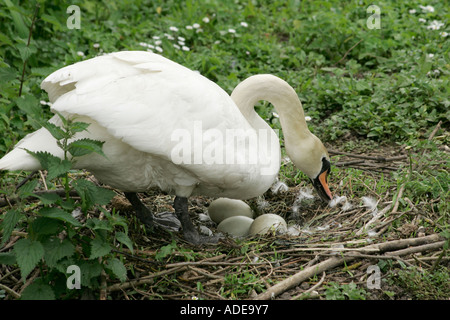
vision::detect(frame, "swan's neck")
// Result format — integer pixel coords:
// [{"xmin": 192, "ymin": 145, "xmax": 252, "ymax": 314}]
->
[{"xmin": 231, "ymin": 74, "xmax": 311, "ymax": 145}]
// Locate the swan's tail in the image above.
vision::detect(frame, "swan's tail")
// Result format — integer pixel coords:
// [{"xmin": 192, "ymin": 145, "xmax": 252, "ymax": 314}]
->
[{"xmin": 0, "ymin": 127, "xmax": 62, "ymax": 171}]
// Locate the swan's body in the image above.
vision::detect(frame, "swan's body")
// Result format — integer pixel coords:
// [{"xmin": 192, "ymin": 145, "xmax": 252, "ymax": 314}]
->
[{"xmin": 0, "ymin": 51, "xmax": 332, "ymax": 243}]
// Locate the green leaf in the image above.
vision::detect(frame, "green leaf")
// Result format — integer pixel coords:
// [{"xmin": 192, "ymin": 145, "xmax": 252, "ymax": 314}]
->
[
  {"xmin": 86, "ymin": 218, "xmax": 112, "ymax": 231},
  {"xmin": 0, "ymin": 252, "xmax": 16, "ymax": 265},
  {"xmin": 0, "ymin": 209, "xmax": 21, "ymax": 246},
  {"xmin": 16, "ymin": 43, "xmax": 37, "ymax": 62},
  {"xmin": 30, "ymin": 192, "xmax": 62, "ymax": 205},
  {"xmin": 89, "ymin": 236, "xmax": 112, "ymax": 259},
  {"xmin": 0, "ymin": 67, "xmax": 17, "ymax": 82},
  {"xmin": 25, "ymin": 150, "xmax": 72, "ymax": 180},
  {"xmin": 15, "ymin": 95, "xmax": 40, "ymax": 118},
  {"xmin": 105, "ymin": 258, "xmax": 127, "ymax": 282},
  {"xmin": 3, "ymin": 0, "xmax": 29, "ymax": 38},
  {"xmin": 30, "ymin": 217, "xmax": 63, "ymax": 237},
  {"xmin": 38, "ymin": 207, "xmax": 82, "ymax": 227},
  {"xmin": 13, "ymin": 239, "xmax": 45, "ymax": 280},
  {"xmin": 67, "ymin": 138, "xmax": 106, "ymax": 158},
  {"xmin": 20, "ymin": 278, "xmax": 55, "ymax": 300},
  {"xmin": 79, "ymin": 260, "xmax": 103, "ymax": 288},
  {"xmin": 42, "ymin": 122, "xmax": 67, "ymax": 140},
  {"xmin": 43, "ymin": 238, "xmax": 75, "ymax": 268},
  {"xmin": 73, "ymin": 179, "xmax": 115, "ymax": 211},
  {"xmin": 115, "ymin": 231, "xmax": 134, "ymax": 253},
  {"xmin": 70, "ymin": 121, "xmax": 90, "ymax": 134},
  {"xmin": 17, "ymin": 179, "xmax": 38, "ymax": 198}
]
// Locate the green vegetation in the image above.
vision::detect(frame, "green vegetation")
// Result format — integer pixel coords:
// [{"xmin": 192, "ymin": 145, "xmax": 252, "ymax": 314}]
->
[{"xmin": 0, "ymin": 0, "xmax": 448, "ymax": 300}]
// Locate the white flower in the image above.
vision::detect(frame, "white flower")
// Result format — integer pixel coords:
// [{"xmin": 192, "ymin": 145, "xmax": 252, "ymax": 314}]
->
[
  {"xmin": 93, "ymin": 43, "xmax": 100, "ymax": 48},
  {"xmin": 196, "ymin": 28, "xmax": 203, "ymax": 33},
  {"xmin": 173, "ymin": 44, "xmax": 180, "ymax": 50},
  {"xmin": 427, "ymin": 20, "xmax": 445, "ymax": 30},
  {"xmin": 154, "ymin": 40, "xmax": 162, "ymax": 45},
  {"xmin": 182, "ymin": 46, "xmax": 190, "ymax": 51},
  {"xmin": 419, "ymin": 18, "xmax": 426, "ymax": 23},
  {"xmin": 76, "ymin": 51, "xmax": 85, "ymax": 57},
  {"xmin": 155, "ymin": 46, "xmax": 163, "ymax": 53},
  {"xmin": 440, "ymin": 31, "xmax": 448, "ymax": 37},
  {"xmin": 152, "ymin": 36, "xmax": 160, "ymax": 40},
  {"xmin": 192, "ymin": 23, "xmax": 200, "ymax": 29},
  {"xmin": 428, "ymin": 53, "xmax": 434, "ymax": 58},
  {"xmin": 409, "ymin": 9, "xmax": 416, "ymax": 14},
  {"xmin": 178, "ymin": 36, "xmax": 185, "ymax": 42},
  {"xmin": 169, "ymin": 26, "xmax": 179, "ymax": 32},
  {"xmin": 419, "ymin": 5, "xmax": 434, "ymax": 12},
  {"xmin": 178, "ymin": 40, "xmax": 185, "ymax": 46},
  {"xmin": 185, "ymin": 25, "xmax": 193, "ymax": 30},
  {"xmin": 202, "ymin": 17, "xmax": 210, "ymax": 23},
  {"xmin": 240, "ymin": 21, "xmax": 248, "ymax": 27},
  {"xmin": 228, "ymin": 28, "xmax": 236, "ymax": 33},
  {"xmin": 305, "ymin": 116, "xmax": 312, "ymax": 121},
  {"xmin": 40, "ymin": 100, "xmax": 47, "ymax": 105}
]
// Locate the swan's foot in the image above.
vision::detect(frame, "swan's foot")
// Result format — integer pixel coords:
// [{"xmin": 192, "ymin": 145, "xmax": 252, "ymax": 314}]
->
[
  {"xmin": 124, "ymin": 192, "xmax": 156, "ymax": 230},
  {"xmin": 174, "ymin": 196, "xmax": 222, "ymax": 245}
]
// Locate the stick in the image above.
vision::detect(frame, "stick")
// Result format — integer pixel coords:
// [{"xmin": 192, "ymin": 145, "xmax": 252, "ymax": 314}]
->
[
  {"xmin": 334, "ymin": 38, "xmax": 364, "ymax": 66},
  {"xmin": 291, "ymin": 271, "xmax": 326, "ymax": 300},
  {"xmin": 106, "ymin": 266, "xmax": 187, "ymax": 293},
  {"xmin": 254, "ymin": 256, "xmax": 351, "ymax": 300},
  {"xmin": 384, "ymin": 241, "xmax": 446, "ymax": 257},
  {"xmin": 253, "ymin": 234, "xmax": 441, "ymax": 300},
  {"xmin": 328, "ymin": 149, "xmax": 407, "ymax": 162}
]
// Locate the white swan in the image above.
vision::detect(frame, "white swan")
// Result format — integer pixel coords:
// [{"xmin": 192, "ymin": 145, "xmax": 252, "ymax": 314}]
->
[{"xmin": 0, "ymin": 51, "xmax": 332, "ymax": 243}]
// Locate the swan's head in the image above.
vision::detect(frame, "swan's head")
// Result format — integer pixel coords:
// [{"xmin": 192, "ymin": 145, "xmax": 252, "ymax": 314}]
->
[{"xmin": 287, "ymin": 134, "xmax": 332, "ymax": 202}]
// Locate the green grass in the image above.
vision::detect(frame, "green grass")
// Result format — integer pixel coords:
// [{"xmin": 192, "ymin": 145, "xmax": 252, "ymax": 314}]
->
[{"xmin": 0, "ymin": 0, "xmax": 448, "ymax": 300}]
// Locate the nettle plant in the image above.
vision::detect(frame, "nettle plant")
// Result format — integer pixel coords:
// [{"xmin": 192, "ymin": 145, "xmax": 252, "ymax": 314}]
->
[{"xmin": 0, "ymin": 112, "xmax": 133, "ymax": 299}]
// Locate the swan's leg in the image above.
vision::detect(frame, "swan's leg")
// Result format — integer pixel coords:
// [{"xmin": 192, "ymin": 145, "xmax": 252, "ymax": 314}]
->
[
  {"xmin": 174, "ymin": 196, "xmax": 221, "ymax": 244},
  {"xmin": 124, "ymin": 192, "xmax": 156, "ymax": 229}
]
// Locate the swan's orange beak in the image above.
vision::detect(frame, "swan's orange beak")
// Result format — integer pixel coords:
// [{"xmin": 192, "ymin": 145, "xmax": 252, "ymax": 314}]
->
[
  {"xmin": 311, "ymin": 167, "xmax": 332, "ymax": 202},
  {"xmin": 318, "ymin": 170, "xmax": 332, "ymax": 201}
]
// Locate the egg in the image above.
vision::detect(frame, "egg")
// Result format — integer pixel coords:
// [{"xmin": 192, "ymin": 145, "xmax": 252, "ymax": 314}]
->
[
  {"xmin": 207, "ymin": 198, "xmax": 254, "ymax": 224},
  {"xmin": 217, "ymin": 216, "xmax": 254, "ymax": 237},
  {"xmin": 249, "ymin": 214, "xmax": 287, "ymax": 236}
]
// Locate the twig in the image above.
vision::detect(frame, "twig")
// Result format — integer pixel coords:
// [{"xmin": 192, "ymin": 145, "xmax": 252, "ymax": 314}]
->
[
  {"xmin": 329, "ymin": 149, "xmax": 406, "ymax": 162},
  {"xmin": 253, "ymin": 234, "xmax": 442, "ymax": 300},
  {"xmin": 106, "ymin": 266, "xmax": 187, "ymax": 293},
  {"xmin": 334, "ymin": 38, "xmax": 364, "ymax": 66},
  {"xmin": 384, "ymin": 241, "xmax": 446, "ymax": 257},
  {"xmin": 291, "ymin": 271, "xmax": 326, "ymax": 300},
  {"xmin": 18, "ymin": 3, "xmax": 40, "ymax": 97},
  {"xmin": 0, "ymin": 283, "xmax": 21, "ymax": 299}
]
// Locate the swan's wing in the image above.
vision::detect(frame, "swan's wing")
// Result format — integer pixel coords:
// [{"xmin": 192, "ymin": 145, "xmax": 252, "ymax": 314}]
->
[{"xmin": 42, "ymin": 51, "xmax": 251, "ymax": 161}]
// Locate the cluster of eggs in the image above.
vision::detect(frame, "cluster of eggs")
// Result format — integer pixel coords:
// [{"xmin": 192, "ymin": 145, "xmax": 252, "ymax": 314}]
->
[{"xmin": 207, "ymin": 198, "xmax": 287, "ymax": 238}]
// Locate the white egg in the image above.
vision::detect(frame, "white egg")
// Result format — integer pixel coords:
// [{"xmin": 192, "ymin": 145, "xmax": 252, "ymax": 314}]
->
[
  {"xmin": 207, "ymin": 198, "xmax": 253, "ymax": 224},
  {"xmin": 249, "ymin": 214, "xmax": 287, "ymax": 236},
  {"xmin": 217, "ymin": 216, "xmax": 254, "ymax": 237}
]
